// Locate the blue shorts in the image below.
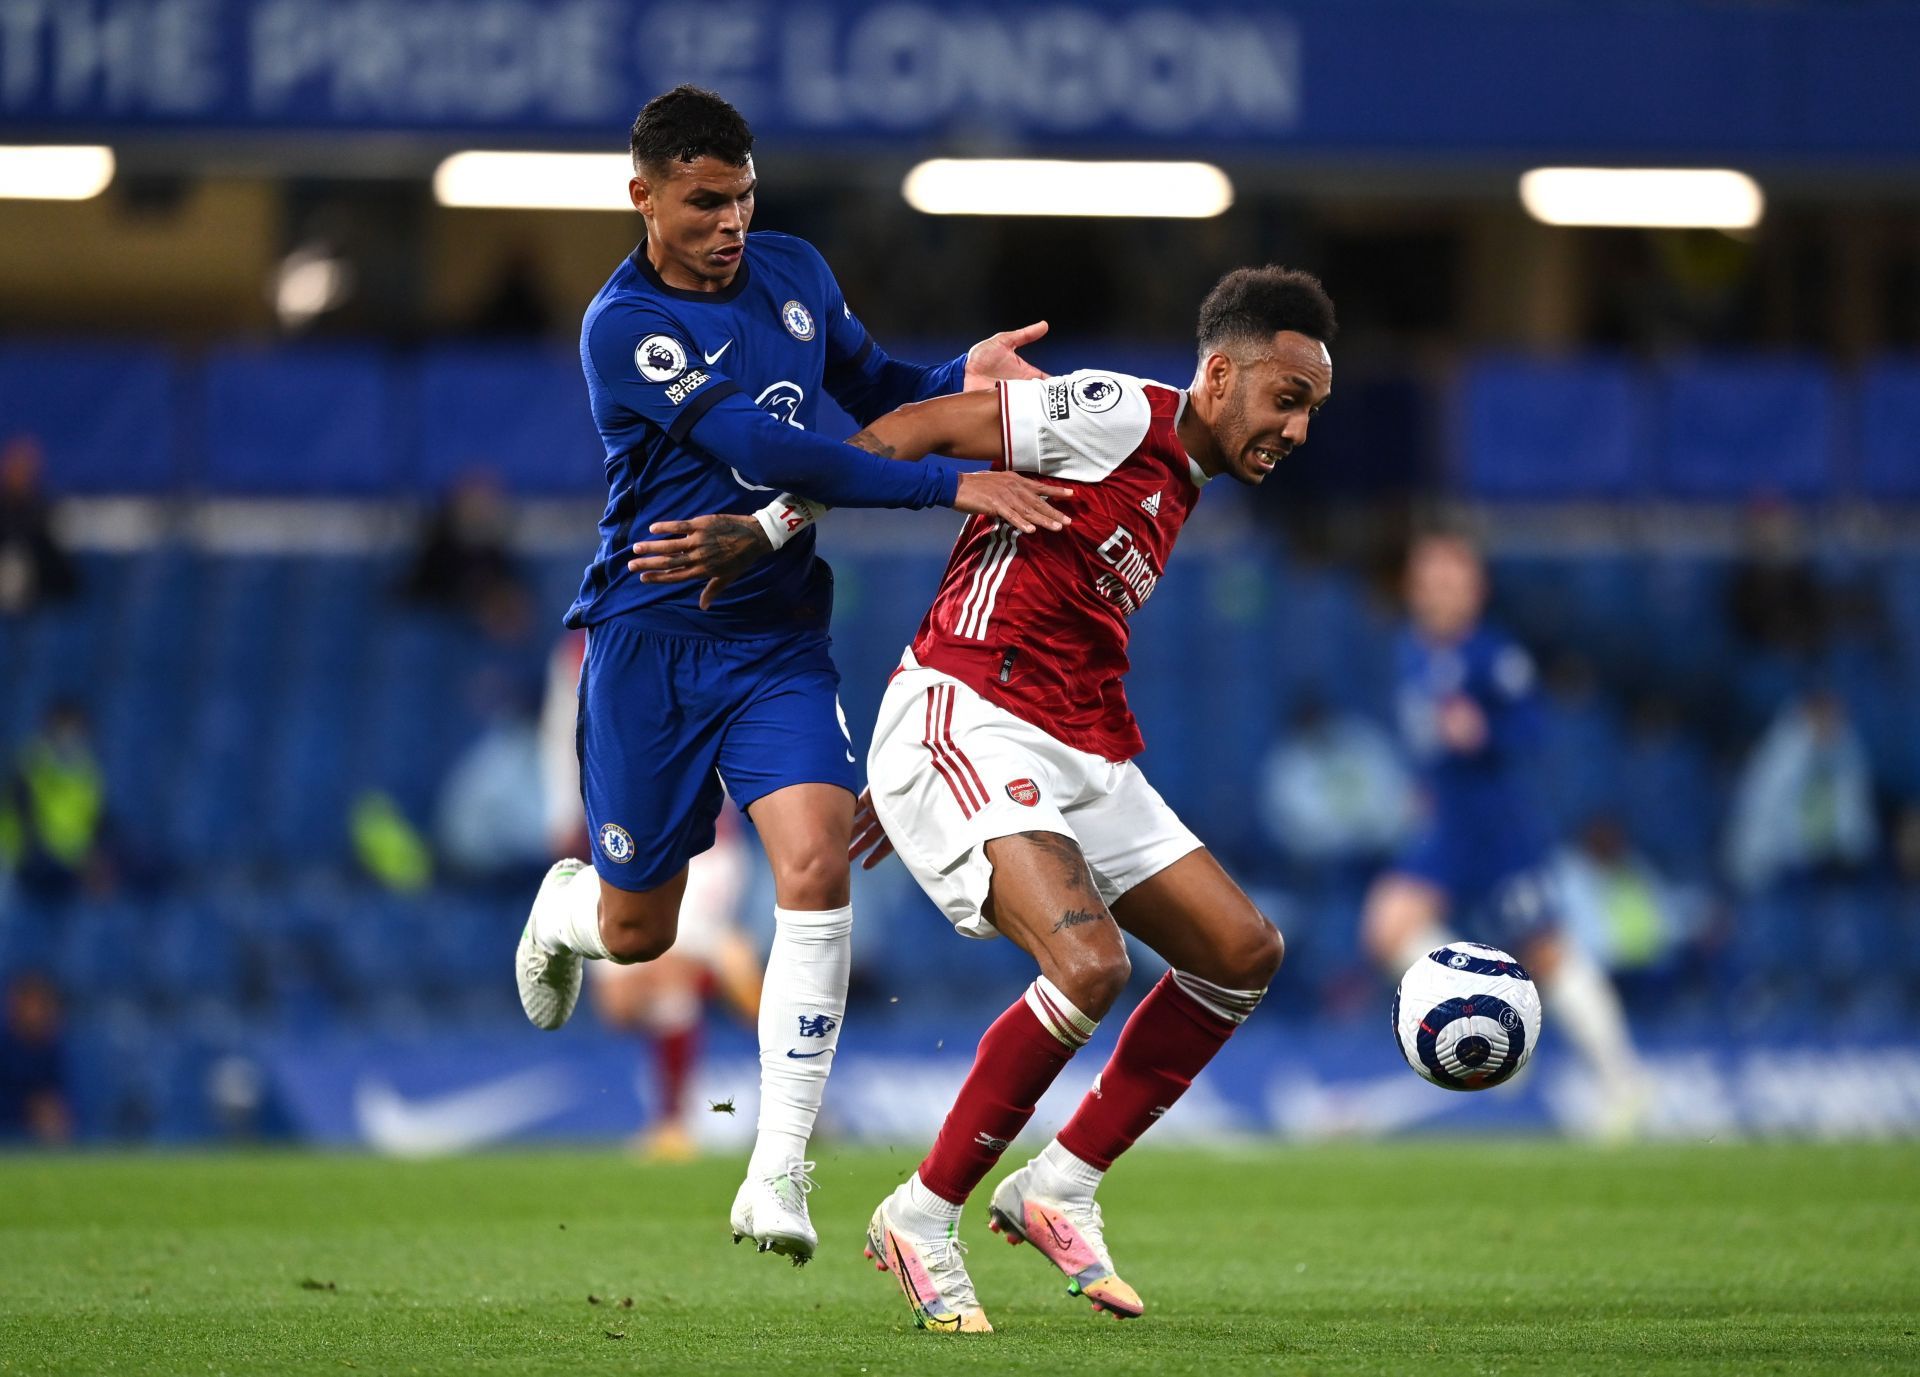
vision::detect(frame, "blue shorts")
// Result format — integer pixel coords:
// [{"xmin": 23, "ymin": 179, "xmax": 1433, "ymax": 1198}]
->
[
  {"xmin": 577, "ymin": 620, "xmax": 859, "ymax": 891},
  {"xmin": 1394, "ymin": 824, "xmax": 1562, "ymax": 952}
]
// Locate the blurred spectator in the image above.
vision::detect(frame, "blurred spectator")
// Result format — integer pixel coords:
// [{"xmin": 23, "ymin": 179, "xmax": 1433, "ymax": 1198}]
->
[
  {"xmin": 436, "ymin": 680, "xmax": 550, "ymax": 882},
  {"xmin": 1726, "ymin": 501, "xmax": 1829, "ymax": 660},
  {"xmin": 1257, "ymin": 694, "xmax": 1413, "ymax": 872},
  {"xmin": 1725, "ymin": 688, "xmax": 1878, "ymax": 893},
  {"xmin": 1552, "ymin": 815, "xmax": 1708, "ymax": 992},
  {"xmin": 0, "ymin": 435, "xmax": 78, "ymax": 617},
  {"xmin": 0, "ymin": 973, "xmax": 72, "ymax": 1145},
  {"xmin": 471, "ymin": 250, "xmax": 554, "ymax": 336},
  {"xmin": 398, "ymin": 471, "xmax": 532, "ymax": 640},
  {"xmin": 0, "ymin": 700, "xmax": 110, "ymax": 902}
]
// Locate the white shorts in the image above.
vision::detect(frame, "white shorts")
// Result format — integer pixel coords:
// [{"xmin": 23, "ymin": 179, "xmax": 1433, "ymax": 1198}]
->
[{"xmin": 867, "ymin": 654, "xmax": 1202, "ymax": 939}]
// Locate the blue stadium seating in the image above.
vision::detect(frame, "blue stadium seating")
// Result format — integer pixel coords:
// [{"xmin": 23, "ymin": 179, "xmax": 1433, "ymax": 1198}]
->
[
  {"xmin": 201, "ymin": 346, "xmax": 399, "ymax": 494},
  {"xmin": 1459, "ymin": 356, "xmax": 1649, "ymax": 498},
  {"xmin": 1658, "ymin": 357, "xmax": 1837, "ymax": 499},
  {"xmin": 412, "ymin": 345, "xmax": 605, "ymax": 495},
  {"xmin": 1859, "ymin": 360, "xmax": 1920, "ymax": 499},
  {"xmin": 0, "ymin": 341, "xmax": 178, "ymax": 493},
  {"xmin": 7, "ymin": 342, "xmax": 1917, "ymax": 500}
]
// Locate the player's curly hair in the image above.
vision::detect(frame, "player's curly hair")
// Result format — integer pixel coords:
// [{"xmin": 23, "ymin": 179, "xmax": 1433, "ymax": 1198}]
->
[
  {"xmin": 630, "ymin": 85, "xmax": 754, "ymax": 174},
  {"xmin": 1196, "ymin": 266, "xmax": 1337, "ymax": 357}
]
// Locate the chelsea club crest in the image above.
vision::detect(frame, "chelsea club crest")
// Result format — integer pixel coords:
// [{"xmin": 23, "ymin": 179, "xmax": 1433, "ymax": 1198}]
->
[
  {"xmin": 598, "ymin": 823, "xmax": 635, "ymax": 864},
  {"xmin": 780, "ymin": 300, "xmax": 816, "ymax": 341}
]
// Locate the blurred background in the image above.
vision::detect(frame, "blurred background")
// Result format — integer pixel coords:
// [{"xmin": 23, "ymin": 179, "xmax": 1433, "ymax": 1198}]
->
[{"xmin": 3, "ymin": 0, "xmax": 1920, "ymax": 1153}]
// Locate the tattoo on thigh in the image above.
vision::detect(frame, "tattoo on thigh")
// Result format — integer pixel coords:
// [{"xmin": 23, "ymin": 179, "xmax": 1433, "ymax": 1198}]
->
[
  {"xmin": 1051, "ymin": 908, "xmax": 1101, "ymax": 934},
  {"xmin": 1016, "ymin": 830, "xmax": 1096, "ymax": 894}
]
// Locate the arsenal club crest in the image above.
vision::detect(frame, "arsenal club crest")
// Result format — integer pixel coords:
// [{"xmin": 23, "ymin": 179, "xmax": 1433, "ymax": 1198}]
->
[{"xmin": 1006, "ymin": 778, "xmax": 1040, "ymax": 807}]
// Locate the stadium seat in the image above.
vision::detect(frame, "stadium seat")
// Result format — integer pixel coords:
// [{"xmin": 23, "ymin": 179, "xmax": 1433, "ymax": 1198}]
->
[
  {"xmin": 1457, "ymin": 356, "xmax": 1649, "ymax": 499},
  {"xmin": 201, "ymin": 346, "xmax": 399, "ymax": 494},
  {"xmin": 1858, "ymin": 360, "xmax": 1920, "ymax": 499},
  {"xmin": 1657, "ymin": 357, "xmax": 1836, "ymax": 499},
  {"xmin": 0, "ymin": 342, "xmax": 178, "ymax": 493},
  {"xmin": 412, "ymin": 345, "xmax": 605, "ymax": 495}
]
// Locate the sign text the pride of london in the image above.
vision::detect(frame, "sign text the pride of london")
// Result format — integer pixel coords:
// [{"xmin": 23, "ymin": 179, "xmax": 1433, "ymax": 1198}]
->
[{"xmin": 3, "ymin": 0, "xmax": 1918, "ymax": 162}]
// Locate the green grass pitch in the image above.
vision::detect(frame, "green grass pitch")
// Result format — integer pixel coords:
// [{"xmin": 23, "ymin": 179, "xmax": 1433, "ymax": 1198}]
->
[{"xmin": 3, "ymin": 1143, "xmax": 1917, "ymax": 1375}]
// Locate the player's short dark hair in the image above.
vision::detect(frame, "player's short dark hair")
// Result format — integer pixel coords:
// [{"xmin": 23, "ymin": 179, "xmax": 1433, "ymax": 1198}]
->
[
  {"xmin": 629, "ymin": 85, "xmax": 754, "ymax": 175},
  {"xmin": 1196, "ymin": 266, "xmax": 1337, "ymax": 358}
]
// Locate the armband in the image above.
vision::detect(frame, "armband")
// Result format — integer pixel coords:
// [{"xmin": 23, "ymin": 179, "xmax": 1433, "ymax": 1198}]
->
[{"xmin": 753, "ymin": 494, "xmax": 830, "ymax": 550}]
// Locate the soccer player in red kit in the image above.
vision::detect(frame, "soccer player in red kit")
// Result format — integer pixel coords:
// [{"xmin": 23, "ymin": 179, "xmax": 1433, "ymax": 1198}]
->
[{"xmin": 631, "ymin": 266, "xmax": 1335, "ymax": 1332}]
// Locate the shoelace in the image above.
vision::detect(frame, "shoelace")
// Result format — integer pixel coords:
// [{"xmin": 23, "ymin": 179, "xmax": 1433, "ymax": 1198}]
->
[
  {"xmin": 921, "ymin": 1232, "xmax": 980, "ymax": 1311},
  {"xmin": 768, "ymin": 1160, "xmax": 817, "ymax": 1207}
]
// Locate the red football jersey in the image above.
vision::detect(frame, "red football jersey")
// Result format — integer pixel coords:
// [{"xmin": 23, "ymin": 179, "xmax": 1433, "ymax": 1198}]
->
[{"xmin": 909, "ymin": 371, "xmax": 1211, "ymax": 761}]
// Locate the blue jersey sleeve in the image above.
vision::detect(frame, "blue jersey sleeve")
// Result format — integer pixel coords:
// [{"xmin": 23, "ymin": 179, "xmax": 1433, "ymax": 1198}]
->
[
  {"xmin": 1471, "ymin": 635, "xmax": 1543, "ymax": 760},
  {"xmin": 817, "ymin": 260, "xmax": 969, "ymax": 426},
  {"xmin": 586, "ymin": 300, "xmax": 959, "ymax": 510}
]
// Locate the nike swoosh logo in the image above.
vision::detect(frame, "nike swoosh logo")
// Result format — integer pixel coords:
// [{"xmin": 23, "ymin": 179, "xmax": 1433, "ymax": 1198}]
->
[
  {"xmin": 353, "ymin": 1067, "xmax": 575, "ymax": 1157},
  {"xmin": 704, "ymin": 340, "xmax": 732, "ymax": 365},
  {"xmin": 785, "ymin": 1048, "xmax": 829, "ymax": 1059}
]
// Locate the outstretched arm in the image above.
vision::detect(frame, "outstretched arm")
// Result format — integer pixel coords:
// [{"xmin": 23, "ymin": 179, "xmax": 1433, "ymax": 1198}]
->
[
  {"xmin": 839, "ymin": 388, "xmax": 1008, "ymax": 466},
  {"xmin": 627, "ymin": 390, "xmax": 1066, "ymax": 608}
]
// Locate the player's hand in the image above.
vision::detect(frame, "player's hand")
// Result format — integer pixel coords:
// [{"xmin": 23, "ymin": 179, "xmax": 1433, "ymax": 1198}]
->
[
  {"xmin": 1437, "ymin": 695, "xmax": 1489, "ymax": 753},
  {"xmin": 628, "ymin": 513, "xmax": 773, "ymax": 611},
  {"xmin": 962, "ymin": 321, "xmax": 1050, "ymax": 390},
  {"xmin": 849, "ymin": 787, "xmax": 896, "ymax": 870},
  {"xmin": 953, "ymin": 471, "xmax": 1073, "ymax": 534}
]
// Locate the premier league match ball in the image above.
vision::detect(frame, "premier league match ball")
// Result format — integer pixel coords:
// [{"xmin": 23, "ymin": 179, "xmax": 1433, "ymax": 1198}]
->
[{"xmin": 1392, "ymin": 942, "xmax": 1542, "ymax": 1091}]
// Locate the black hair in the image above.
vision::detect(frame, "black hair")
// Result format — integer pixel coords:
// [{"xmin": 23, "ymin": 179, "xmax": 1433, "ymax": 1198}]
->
[
  {"xmin": 629, "ymin": 85, "xmax": 754, "ymax": 174},
  {"xmin": 1196, "ymin": 266, "xmax": 1337, "ymax": 357}
]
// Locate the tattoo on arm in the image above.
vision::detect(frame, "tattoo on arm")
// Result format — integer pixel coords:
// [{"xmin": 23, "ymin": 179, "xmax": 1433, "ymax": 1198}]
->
[
  {"xmin": 1050, "ymin": 908, "xmax": 1102, "ymax": 934},
  {"xmin": 847, "ymin": 429, "xmax": 897, "ymax": 459}
]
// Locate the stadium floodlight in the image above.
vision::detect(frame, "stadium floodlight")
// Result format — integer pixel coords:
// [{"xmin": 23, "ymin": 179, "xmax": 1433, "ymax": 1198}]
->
[
  {"xmin": 0, "ymin": 146, "xmax": 115, "ymax": 201},
  {"xmin": 902, "ymin": 159, "xmax": 1234, "ymax": 219},
  {"xmin": 432, "ymin": 152, "xmax": 634, "ymax": 211},
  {"xmin": 1518, "ymin": 167, "xmax": 1764, "ymax": 229}
]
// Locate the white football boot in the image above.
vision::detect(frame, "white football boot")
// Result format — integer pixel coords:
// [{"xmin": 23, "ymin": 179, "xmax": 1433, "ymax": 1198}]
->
[
  {"xmin": 515, "ymin": 858, "xmax": 589, "ymax": 1031},
  {"xmin": 730, "ymin": 1160, "xmax": 819, "ymax": 1266},
  {"xmin": 988, "ymin": 1161, "xmax": 1143, "ymax": 1318},
  {"xmin": 864, "ymin": 1185, "xmax": 992, "ymax": 1333}
]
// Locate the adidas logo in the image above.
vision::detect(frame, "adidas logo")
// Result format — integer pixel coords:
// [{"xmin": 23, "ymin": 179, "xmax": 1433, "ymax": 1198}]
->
[{"xmin": 1139, "ymin": 490, "xmax": 1163, "ymax": 517}]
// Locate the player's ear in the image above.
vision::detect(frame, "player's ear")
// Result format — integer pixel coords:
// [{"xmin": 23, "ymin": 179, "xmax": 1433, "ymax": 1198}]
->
[
  {"xmin": 1204, "ymin": 350, "xmax": 1235, "ymax": 399},
  {"xmin": 629, "ymin": 175, "xmax": 650, "ymax": 215}
]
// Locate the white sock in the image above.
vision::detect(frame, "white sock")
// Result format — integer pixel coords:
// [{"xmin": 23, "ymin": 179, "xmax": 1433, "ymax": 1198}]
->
[
  {"xmin": 532, "ymin": 864, "xmax": 609, "ymax": 959},
  {"xmin": 902, "ymin": 1170, "xmax": 963, "ymax": 1226},
  {"xmin": 1541, "ymin": 944, "xmax": 1643, "ymax": 1094},
  {"xmin": 747, "ymin": 903, "xmax": 852, "ymax": 1178},
  {"xmin": 1035, "ymin": 1138, "xmax": 1104, "ymax": 1199}
]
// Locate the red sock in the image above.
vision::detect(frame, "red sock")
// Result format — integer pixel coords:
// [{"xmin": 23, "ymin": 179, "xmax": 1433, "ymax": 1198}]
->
[
  {"xmin": 653, "ymin": 1025, "xmax": 699, "ymax": 1121},
  {"xmin": 917, "ymin": 979, "xmax": 1093, "ymax": 1205},
  {"xmin": 1057, "ymin": 972, "xmax": 1241, "ymax": 1170}
]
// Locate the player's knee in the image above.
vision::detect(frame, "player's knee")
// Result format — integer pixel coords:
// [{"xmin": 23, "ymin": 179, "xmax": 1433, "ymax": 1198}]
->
[
  {"xmin": 1238, "ymin": 917, "xmax": 1285, "ymax": 987},
  {"xmin": 768, "ymin": 846, "xmax": 850, "ymax": 911},
  {"xmin": 1054, "ymin": 940, "xmax": 1131, "ymax": 1017}
]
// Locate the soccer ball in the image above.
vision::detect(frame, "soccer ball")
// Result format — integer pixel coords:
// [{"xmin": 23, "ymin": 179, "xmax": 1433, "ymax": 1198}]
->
[{"xmin": 1391, "ymin": 942, "xmax": 1542, "ymax": 1091}]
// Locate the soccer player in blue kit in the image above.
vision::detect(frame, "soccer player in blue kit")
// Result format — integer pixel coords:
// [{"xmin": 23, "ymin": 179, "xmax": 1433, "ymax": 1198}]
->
[
  {"xmin": 1361, "ymin": 532, "xmax": 1648, "ymax": 1136},
  {"xmin": 514, "ymin": 85, "xmax": 1072, "ymax": 1261}
]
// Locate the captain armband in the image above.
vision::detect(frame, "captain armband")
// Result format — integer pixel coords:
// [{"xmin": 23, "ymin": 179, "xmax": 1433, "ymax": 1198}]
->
[{"xmin": 753, "ymin": 494, "xmax": 831, "ymax": 551}]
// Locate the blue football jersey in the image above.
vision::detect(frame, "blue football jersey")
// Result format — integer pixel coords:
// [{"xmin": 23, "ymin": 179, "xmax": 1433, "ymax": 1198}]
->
[
  {"xmin": 1395, "ymin": 622, "xmax": 1545, "ymax": 818},
  {"xmin": 565, "ymin": 231, "xmax": 967, "ymax": 638}
]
